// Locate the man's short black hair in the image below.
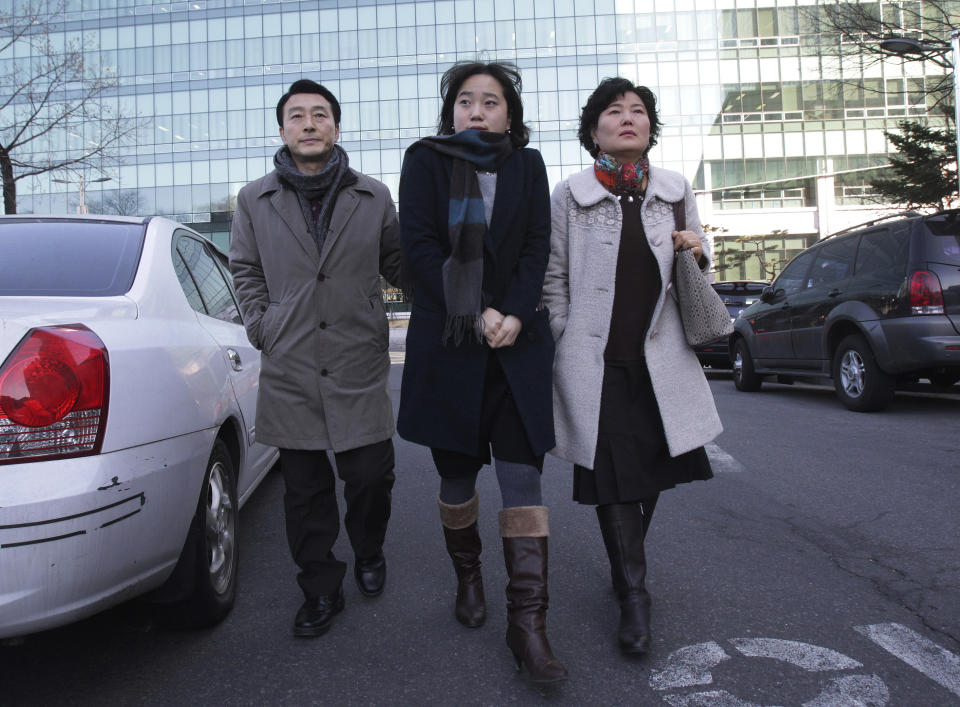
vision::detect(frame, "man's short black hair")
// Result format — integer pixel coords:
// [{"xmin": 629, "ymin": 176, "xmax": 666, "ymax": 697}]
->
[
  {"xmin": 578, "ymin": 77, "xmax": 662, "ymax": 158},
  {"xmin": 276, "ymin": 79, "xmax": 341, "ymax": 127}
]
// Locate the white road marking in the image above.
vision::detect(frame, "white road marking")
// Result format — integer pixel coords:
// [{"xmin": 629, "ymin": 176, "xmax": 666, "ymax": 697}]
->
[
  {"xmin": 663, "ymin": 690, "xmax": 764, "ymax": 707},
  {"xmin": 730, "ymin": 638, "xmax": 862, "ymax": 671},
  {"xmin": 654, "ymin": 638, "xmax": 889, "ymax": 706},
  {"xmin": 855, "ymin": 622, "xmax": 960, "ymax": 698},
  {"xmin": 802, "ymin": 675, "xmax": 889, "ymax": 707},
  {"xmin": 650, "ymin": 641, "xmax": 731, "ymax": 690},
  {"xmin": 705, "ymin": 443, "xmax": 745, "ymax": 472}
]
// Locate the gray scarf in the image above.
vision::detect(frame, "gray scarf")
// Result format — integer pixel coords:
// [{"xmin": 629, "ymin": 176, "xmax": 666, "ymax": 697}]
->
[{"xmin": 273, "ymin": 144, "xmax": 357, "ymax": 251}]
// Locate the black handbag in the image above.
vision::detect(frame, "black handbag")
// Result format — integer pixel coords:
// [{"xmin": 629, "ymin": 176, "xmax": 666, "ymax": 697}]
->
[{"xmin": 671, "ymin": 200, "xmax": 734, "ymax": 347}]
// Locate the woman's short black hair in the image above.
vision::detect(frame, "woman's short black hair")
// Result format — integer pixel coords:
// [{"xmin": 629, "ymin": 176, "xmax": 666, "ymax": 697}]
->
[
  {"xmin": 276, "ymin": 79, "xmax": 341, "ymax": 127},
  {"xmin": 578, "ymin": 77, "xmax": 662, "ymax": 158},
  {"xmin": 437, "ymin": 61, "xmax": 530, "ymax": 148}
]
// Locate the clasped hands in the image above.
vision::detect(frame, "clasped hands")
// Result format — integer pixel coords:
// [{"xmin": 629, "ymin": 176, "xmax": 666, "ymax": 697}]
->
[{"xmin": 481, "ymin": 307, "xmax": 522, "ymax": 348}]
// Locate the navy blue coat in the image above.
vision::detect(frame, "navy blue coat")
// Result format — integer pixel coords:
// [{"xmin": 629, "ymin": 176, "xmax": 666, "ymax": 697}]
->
[{"xmin": 397, "ymin": 145, "xmax": 555, "ymax": 458}]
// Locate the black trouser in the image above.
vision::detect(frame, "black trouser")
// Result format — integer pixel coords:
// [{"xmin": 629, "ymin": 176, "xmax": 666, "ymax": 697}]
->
[{"xmin": 279, "ymin": 439, "xmax": 395, "ymax": 599}]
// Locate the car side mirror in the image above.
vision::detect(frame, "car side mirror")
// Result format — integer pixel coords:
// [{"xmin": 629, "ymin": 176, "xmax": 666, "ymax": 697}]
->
[{"xmin": 760, "ymin": 286, "xmax": 775, "ymax": 302}]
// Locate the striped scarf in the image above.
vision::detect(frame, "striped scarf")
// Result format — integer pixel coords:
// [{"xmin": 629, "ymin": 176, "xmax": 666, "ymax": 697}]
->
[{"xmin": 405, "ymin": 130, "xmax": 513, "ymax": 345}]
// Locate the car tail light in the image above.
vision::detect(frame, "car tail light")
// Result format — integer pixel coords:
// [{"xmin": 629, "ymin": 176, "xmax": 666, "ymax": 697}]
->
[
  {"xmin": 908, "ymin": 270, "xmax": 945, "ymax": 315},
  {"xmin": 0, "ymin": 325, "xmax": 109, "ymax": 463}
]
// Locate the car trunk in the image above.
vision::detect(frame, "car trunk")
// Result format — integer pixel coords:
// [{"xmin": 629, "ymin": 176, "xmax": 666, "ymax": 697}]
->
[
  {"xmin": 0, "ymin": 298, "xmax": 138, "ymax": 363},
  {"xmin": 921, "ymin": 219, "xmax": 960, "ymax": 334}
]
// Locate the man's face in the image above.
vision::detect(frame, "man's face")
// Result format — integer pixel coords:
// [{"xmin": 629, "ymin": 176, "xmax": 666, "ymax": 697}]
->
[{"xmin": 279, "ymin": 93, "xmax": 340, "ymax": 171}]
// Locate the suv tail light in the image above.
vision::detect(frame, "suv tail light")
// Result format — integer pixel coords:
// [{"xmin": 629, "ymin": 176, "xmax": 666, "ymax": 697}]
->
[
  {"xmin": 909, "ymin": 270, "xmax": 945, "ymax": 315},
  {"xmin": 0, "ymin": 325, "xmax": 109, "ymax": 464}
]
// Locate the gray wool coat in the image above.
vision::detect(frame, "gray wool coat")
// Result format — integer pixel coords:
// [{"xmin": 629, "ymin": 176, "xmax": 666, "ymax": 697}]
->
[
  {"xmin": 229, "ymin": 169, "xmax": 403, "ymax": 452},
  {"xmin": 542, "ymin": 164, "xmax": 722, "ymax": 469}
]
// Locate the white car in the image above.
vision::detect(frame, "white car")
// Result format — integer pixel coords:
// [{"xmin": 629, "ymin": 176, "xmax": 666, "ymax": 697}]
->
[{"xmin": 0, "ymin": 214, "xmax": 278, "ymax": 639}]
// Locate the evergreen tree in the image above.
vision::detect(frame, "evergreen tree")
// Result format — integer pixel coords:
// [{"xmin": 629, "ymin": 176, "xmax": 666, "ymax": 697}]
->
[{"xmin": 870, "ymin": 121, "xmax": 957, "ymax": 210}]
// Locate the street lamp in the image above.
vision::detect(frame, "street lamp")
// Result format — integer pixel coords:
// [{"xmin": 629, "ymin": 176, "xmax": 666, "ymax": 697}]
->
[
  {"xmin": 879, "ymin": 30, "xmax": 960, "ymax": 197},
  {"xmin": 52, "ymin": 174, "xmax": 112, "ymax": 214}
]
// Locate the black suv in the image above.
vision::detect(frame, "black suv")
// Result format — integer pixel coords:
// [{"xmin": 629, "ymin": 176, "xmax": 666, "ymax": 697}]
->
[
  {"xmin": 730, "ymin": 210, "xmax": 960, "ymax": 411},
  {"xmin": 695, "ymin": 280, "xmax": 769, "ymax": 368}
]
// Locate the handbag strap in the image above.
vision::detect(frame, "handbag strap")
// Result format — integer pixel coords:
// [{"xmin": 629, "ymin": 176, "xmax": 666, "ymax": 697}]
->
[{"xmin": 671, "ymin": 199, "xmax": 686, "ymax": 233}]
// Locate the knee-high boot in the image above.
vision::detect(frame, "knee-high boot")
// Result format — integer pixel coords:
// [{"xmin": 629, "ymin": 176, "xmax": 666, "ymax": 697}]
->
[
  {"xmin": 596, "ymin": 502, "xmax": 651, "ymax": 654},
  {"xmin": 438, "ymin": 493, "xmax": 486, "ymax": 628},
  {"xmin": 500, "ymin": 506, "xmax": 568, "ymax": 684}
]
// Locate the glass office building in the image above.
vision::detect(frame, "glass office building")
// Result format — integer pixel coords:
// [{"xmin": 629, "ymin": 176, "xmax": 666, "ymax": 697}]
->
[{"xmin": 6, "ymin": 0, "xmax": 955, "ymax": 282}]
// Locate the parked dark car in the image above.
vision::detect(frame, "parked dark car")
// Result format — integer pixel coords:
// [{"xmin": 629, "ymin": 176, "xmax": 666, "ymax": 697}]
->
[
  {"xmin": 694, "ymin": 280, "xmax": 769, "ymax": 368},
  {"xmin": 730, "ymin": 210, "xmax": 960, "ymax": 411}
]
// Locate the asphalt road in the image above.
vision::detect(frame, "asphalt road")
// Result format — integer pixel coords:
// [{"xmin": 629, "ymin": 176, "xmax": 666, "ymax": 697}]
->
[{"xmin": 2, "ymin": 365, "xmax": 959, "ymax": 706}]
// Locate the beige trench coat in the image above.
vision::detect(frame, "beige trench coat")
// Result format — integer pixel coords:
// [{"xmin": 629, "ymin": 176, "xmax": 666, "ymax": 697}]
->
[
  {"xmin": 542, "ymin": 165, "xmax": 722, "ymax": 468},
  {"xmin": 229, "ymin": 169, "xmax": 403, "ymax": 451}
]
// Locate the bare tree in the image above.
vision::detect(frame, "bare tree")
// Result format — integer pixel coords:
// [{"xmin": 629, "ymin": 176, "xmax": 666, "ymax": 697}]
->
[
  {"xmin": 717, "ymin": 230, "xmax": 791, "ymax": 282},
  {"xmin": 0, "ymin": 1, "xmax": 138, "ymax": 214},
  {"xmin": 804, "ymin": 1, "xmax": 958, "ymax": 113},
  {"xmin": 87, "ymin": 189, "xmax": 145, "ymax": 216}
]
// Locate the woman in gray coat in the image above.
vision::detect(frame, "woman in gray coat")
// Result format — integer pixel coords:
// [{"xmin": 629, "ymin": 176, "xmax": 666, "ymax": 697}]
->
[{"xmin": 542, "ymin": 78, "xmax": 722, "ymax": 655}]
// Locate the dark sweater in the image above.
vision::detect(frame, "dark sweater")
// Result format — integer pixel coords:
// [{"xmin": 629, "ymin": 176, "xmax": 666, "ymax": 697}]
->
[{"xmin": 604, "ymin": 197, "xmax": 662, "ymax": 362}]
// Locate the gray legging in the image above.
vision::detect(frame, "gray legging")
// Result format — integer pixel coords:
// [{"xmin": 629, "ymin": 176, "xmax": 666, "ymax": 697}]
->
[{"xmin": 439, "ymin": 458, "xmax": 542, "ymax": 508}]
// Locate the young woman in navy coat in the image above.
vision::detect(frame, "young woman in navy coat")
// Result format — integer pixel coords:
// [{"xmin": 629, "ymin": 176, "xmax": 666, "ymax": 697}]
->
[{"xmin": 397, "ymin": 61, "xmax": 566, "ymax": 684}]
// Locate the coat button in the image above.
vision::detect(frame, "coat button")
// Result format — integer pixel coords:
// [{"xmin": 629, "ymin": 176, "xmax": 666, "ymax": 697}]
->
[
  {"xmin": 319, "ymin": 321, "xmax": 327, "ymax": 329},
  {"xmin": 317, "ymin": 273, "xmax": 326, "ymax": 281},
  {"xmin": 320, "ymin": 369, "xmax": 328, "ymax": 376}
]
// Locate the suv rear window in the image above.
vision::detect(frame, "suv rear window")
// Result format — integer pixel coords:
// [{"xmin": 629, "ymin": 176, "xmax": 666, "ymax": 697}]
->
[
  {"xmin": 0, "ymin": 220, "xmax": 146, "ymax": 296},
  {"xmin": 922, "ymin": 214, "xmax": 960, "ymax": 265}
]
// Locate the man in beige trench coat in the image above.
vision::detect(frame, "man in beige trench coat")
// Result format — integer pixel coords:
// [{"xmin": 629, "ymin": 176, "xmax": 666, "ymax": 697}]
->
[{"xmin": 229, "ymin": 79, "xmax": 404, "ymax": 638}]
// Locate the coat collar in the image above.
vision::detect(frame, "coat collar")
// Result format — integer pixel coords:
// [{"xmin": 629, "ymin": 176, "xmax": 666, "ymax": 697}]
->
[
  {"xmin": 256, "ymin": 169, "xmax": 373, "ymax": 268},
  {"xmin": 567, "ymin": 163, "xmax": 688, "ymax": 207},
  {"xmin": 486, "ymin": 150, "xmax": 522, "ymax": 256}
]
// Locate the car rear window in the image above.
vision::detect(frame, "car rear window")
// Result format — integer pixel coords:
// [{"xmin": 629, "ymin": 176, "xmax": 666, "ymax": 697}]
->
[
  {"xmin": 712, "ymin": 282, "xmax": 767, "ymax": 305},
  {"xmin": 0, "ymin": 220, "xmax": 146, "ymax": 296},
  {"xmin": 922, "ymin": 214, "xmax": 960, "ymax": 265}
]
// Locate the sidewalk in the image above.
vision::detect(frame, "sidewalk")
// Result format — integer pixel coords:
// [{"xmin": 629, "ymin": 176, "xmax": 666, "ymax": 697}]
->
[{"xmin": 388, "ymin": 325, "xmax": 407, "ymax": 352}]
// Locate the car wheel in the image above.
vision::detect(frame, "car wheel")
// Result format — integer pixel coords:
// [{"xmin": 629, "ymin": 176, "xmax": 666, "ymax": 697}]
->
[
  {"xmin": 163, "ymin": 439, "xmax": 239, "ymax": 627},
  {"xmin": 732, "ymin": 339, "xmax": 762, "ymax": 392},
  {"xmin": 832, "ymin": 334, "xmax": 895, "ymax": 412}
]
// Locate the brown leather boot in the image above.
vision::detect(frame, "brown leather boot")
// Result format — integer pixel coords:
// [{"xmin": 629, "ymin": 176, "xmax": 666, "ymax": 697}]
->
[
  {"xmin": 500, "ymin": 506, "xmax": 568, "ymax": 684},
  {"xmin": 596, "ymin": 502, "xmax": 651, "ymax": 654},
  {"xmin": 438, "ymin": 493, "xmax": 486, "ymax": 628}
]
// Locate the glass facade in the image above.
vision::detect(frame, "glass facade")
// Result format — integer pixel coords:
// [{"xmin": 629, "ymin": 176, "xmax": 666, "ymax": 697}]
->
[{"xmin": 4, "ymin": 0, "xmax": 956, "ymax": 283}]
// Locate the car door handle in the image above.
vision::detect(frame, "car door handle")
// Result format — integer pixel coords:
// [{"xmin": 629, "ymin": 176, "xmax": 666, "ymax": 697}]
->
[
  {"xmin": 227, "ymin": 348, "xmax": 242, "ymax": 371},
  {"xmin": 827, "ymin": 289, "xmax": 842, "ymax": 297}
]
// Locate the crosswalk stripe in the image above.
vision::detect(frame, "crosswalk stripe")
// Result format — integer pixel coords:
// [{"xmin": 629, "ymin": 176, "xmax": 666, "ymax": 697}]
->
[
  {"xmin": 855, "ymin": 622, "xmax": 960, "ymax": 697},
  {"xmin": 706, "ymin": 443, "xmax": 745, "ymax": 472}
]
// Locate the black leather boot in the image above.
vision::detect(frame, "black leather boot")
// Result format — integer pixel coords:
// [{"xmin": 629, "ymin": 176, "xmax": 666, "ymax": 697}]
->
[
  {"xmin": 596, "ymin": 503, "xmax": 651, "ymax": 654},
  {"xmin": 438, "ymin": 493, "xmax": 486, "ymax": 628},
  {"xmin": 500, "ymin": 506, "xmax": 568, "ymax": 684}
]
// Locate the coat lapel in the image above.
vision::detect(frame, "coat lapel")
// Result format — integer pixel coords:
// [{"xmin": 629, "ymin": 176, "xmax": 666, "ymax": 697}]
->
[
  {"xmin": 269, "ymin": 183, "xmax": 320, "ymax": 266},
  {"xmin": 485, "ymin": 152, "xmax": 522, "ymax": 256},
  {"xmin": 318, "ymin": 186, "xmax": 360, "ymax": 270}
]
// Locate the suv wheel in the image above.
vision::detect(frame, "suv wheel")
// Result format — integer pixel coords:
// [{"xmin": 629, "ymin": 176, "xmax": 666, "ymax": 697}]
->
[
  {"xmin": 832, "ymin": 334, "xmax": 895, "ymax": 412},
  {"xmin": 732, "ymin": 339, "xmax": 762, "ymax": 392}
]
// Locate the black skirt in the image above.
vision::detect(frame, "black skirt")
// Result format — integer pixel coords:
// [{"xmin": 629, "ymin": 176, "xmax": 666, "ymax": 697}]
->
[{"xmin": 573, "ymin": 361, "xmax": 713, "ymax": 506}]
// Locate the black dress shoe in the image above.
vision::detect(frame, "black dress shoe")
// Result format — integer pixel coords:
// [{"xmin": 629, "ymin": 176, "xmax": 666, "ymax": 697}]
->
[
  {"xmin": 293, "ymin": 587, "xmax": 344, "ymax": 637},
  {"xmin": 354, "ymin": 552, "xmax": 386, "ymax": 597}
]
